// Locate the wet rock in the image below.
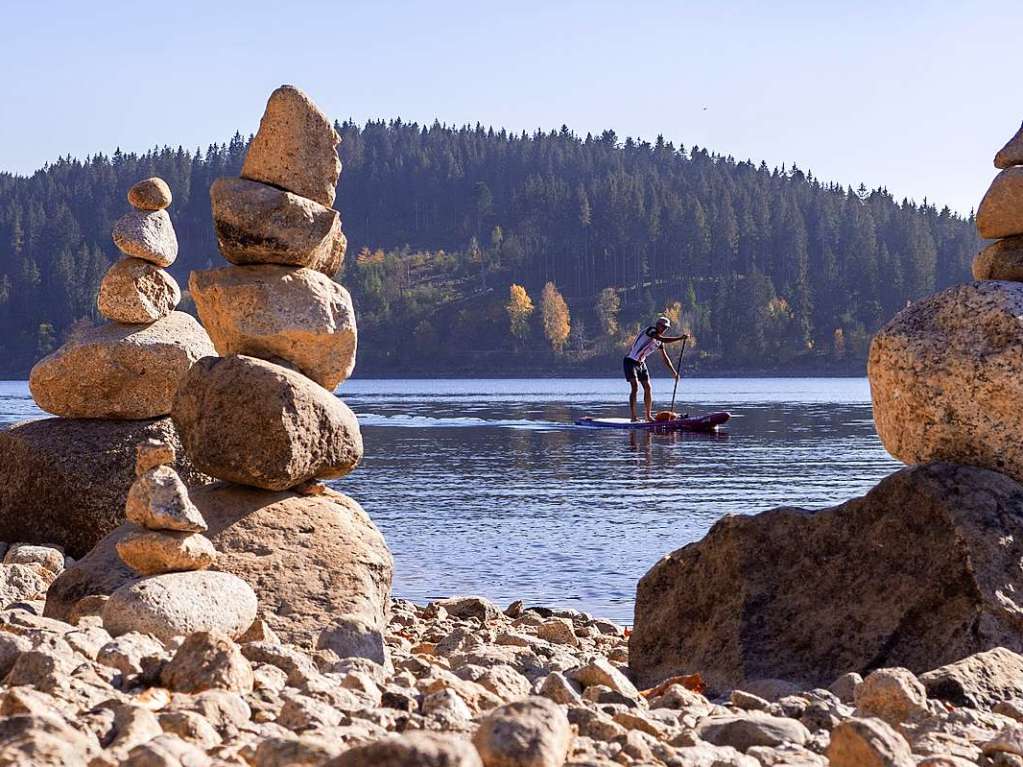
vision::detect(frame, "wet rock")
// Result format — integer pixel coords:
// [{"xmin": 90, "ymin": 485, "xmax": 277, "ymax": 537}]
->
[
  {"xmin": 922, "ymin": 648, "xmax": 1023, "ymax": 710},
  {"xmin": 979, "ymin": 168, "xmax": 1023, "ymax": 238},
  {"xmin": 869, "ymin": 282, "xmax": 1023, "ymax": 480},
  {"xmin": 103, "ymin": 570, "xmax": 257, "ymax": 642},
  {"xmin": 190, "ymin": 264, "xmax": 356, "ymax": 389},
  {"xmin": 97, "ymin": 258, "xmax": 180, "ymax": 324},
  {"xmin": 172, "ymin": 354, "xmax": 362, "ymax": 490},
  {"xmin": 973, "ymin": 237, "xmax": 1023, "ymax": 281},
  {"xmin": 827, "ymin": 717, "xmax": 914, "ymax": 766},
  {"xmin": 473, "ymin": 696, "xmax": 572, "ymax": 767},
  {"xmin": 50, "ymin": 485, "xmax": 391, "ymax": 646},
  {"xmin": 630, "ymin": 462, "xmax": 1023, "ymax": 691},
  {"xmin": 115, "ymin": 528, "xmax": 216, "ymax": 575},
  {"xmin": 112, "ymin": 209, "xmax": 178, "ymax": 266},
  {"xmin": 160, "ymin": 631, "xmax": 253, "ymax": 694},
  {"xmin": 210, "ymin": 177, "xmax": 346, "ymax": 275},
  {"xmin": 0, "ymin": 417, "xmax": 208, "ymax": 558},
  {"xmin": 241, "ymin": 84, "xmax": 342, "ymax": 208},
  {"xmin": 29, "ymin": 312, "xmax": 215, "ymax": 419}
]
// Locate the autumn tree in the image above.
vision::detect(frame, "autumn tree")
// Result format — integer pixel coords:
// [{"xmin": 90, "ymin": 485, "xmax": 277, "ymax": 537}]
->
[
  {"xmin": 541, "ymin": 281, "xmax": 571, "ymax": 354},
  {"xmin": 506, "ymin": 284, "xmax": 534, "ymax": 343},
  {"xmin": 595, "ymin": 287, "xmax": 620, "ymax": 337}
]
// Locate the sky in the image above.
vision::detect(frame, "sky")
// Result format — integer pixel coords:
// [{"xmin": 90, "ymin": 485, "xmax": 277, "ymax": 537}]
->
[{"xmin": 1, "ymin": 1, "xmax": 1019, "ymax": 215}]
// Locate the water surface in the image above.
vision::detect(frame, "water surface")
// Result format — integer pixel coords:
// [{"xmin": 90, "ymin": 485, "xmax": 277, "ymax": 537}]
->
[{"xmin": 0, "ymin": 378, "xmax": 897, "ymax": 623}]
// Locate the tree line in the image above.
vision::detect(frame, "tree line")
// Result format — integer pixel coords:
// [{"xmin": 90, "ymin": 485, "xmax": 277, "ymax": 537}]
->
[{"xmin": 0, "ymin": 119, "xmax": 980, "ymax": 376}]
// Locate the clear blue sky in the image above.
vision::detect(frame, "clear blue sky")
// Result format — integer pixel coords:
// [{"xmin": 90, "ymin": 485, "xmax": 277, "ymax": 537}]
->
[{"xmin": 1, "ymin": 1, "xmax": 1018, "ymax": 215}]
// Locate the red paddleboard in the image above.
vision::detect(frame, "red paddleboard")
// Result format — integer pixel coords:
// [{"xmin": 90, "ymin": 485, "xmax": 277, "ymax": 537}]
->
[{"xmin": 575, "ymin": 412, "xmax": 730, "ymax": 433}]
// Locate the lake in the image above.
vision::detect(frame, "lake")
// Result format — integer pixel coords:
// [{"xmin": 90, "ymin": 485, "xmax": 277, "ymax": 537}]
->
[{"xmin": 0, "ymin": 377, "xmax": 898, "ymax": 624}]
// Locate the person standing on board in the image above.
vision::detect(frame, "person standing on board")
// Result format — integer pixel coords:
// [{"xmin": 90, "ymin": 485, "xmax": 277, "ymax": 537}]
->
[{"xmin": 624, "ymin": 316, "xmax": 688, "ymax": 422}]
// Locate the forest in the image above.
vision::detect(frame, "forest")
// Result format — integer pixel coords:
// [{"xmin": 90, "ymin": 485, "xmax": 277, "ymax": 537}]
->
[{"xmin": 0, "ymin": 119, "xmax": 981, "ymax": 377}]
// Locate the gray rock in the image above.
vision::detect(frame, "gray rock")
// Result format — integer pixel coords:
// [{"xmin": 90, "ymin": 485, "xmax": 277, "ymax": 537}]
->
[
  {"xmin": 697, "ymin": 712, "xmax": 811, "ymax": 751},
  {"xmin": 102, "ymin": 570, "xmax": 257, "ymax": 642},
  {"xmin": 921, "ymin": 647, "xmax": 1023, "ymax": 710},
  {"xmin": 210, "ymin": 177, "xmax": 346, "ymax": 275},
  {"xmin": 0, "ymin": 416, "xmax": 209, "ymax": 558},
  {"xmin": 472, "ymin": 696, "xmax": 572, "ymax": 767},
  {"xmin": 327, "ymin": 730, "xmax": 483, "ymax": 767},
  {"xmin": 4, "ymin": 544, "xmax": 64, "ymax": 574},
  {"xmin": 112, "ymin": 209, "xmax": 178, "ymax": 266},
  {"xmin": 431, "ymin": 596, "xmax": 502, "ymax": 622},
  {"xmin": 160, "ymin": 631, "xmax": 253, "ymax": 694},
  {"xmin": 567, "ymin": 656, "xmax": 639, "ymax": 699},
  {"xmin": 0, "ymin": 564, "xmax": 53, "ymax": 608},
  {"xmin": 630, "ymin": 462, "xmax": 1023, "ymax": 691},
  {"xmin": 317, "ymin": 616, "xmax": 387, "ymax": 665},
  {"xmin": 125, "ymin": 465, "xmax": 207, "ymax": 533}
]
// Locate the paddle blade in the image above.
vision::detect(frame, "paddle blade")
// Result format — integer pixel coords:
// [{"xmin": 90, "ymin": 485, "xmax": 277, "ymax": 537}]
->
[{"xmin": 654, "ymin": 411, "xmax": 678, "ymax": 422}]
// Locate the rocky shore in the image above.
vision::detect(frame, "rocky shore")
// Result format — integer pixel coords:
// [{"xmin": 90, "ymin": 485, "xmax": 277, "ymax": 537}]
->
[{"xmin": 0, "ymin": 549, "xmax": 1021, "ymax": 767}]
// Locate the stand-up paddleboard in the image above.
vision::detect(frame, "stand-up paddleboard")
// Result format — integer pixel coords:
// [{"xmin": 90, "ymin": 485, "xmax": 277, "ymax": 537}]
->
[{"xmin": 575, "ymin": 412, "xmax": 730, "ymax": 432}]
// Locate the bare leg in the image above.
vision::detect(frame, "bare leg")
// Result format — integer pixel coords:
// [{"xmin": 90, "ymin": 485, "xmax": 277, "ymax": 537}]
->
[
  {"xmin": 642, "ymin": 381, "xmax": 653, "ymax": 421},
  {"xmin": 629, "ymin": 381, "xmax": 639, "ymax": 421}
]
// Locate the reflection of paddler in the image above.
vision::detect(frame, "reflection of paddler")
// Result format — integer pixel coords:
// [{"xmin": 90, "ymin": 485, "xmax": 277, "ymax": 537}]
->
[{"xmin": 622, "ymin": 316, "xmax": 688, "ymax": 422}]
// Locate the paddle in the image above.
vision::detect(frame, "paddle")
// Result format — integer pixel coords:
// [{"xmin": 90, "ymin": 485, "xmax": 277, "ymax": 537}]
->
[{"xmin": 655, "ymin": 336, "xmax": 688, "ymax": 422}]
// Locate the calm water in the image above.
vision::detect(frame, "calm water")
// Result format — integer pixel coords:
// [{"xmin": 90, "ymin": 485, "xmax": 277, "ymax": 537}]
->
[{"xmin": 0, "ymin": 378, "xmax": 898, "ymax": 623}]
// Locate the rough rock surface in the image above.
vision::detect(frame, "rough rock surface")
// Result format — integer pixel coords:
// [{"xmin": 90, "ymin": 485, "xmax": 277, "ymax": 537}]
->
[
  {"xmin": 114, "ymin": 528, "xmax": 217, "ymax": 575},
  {"xmin": 977, "ymin": 167, "xmax": 1023, "ymax": 239},
  {"xmin": 330, "ymin": 731, "xmax": 483, "ymax": 766},
  {"xmin": 190, "ymin": 265, "xmax": 356, "ymax": 389},
  {"xmin": 868, "ymin": 281, "xmax": 1023, "ymax": 481},
  {"xmin": 0, "ymin": 416, "xmax": 209, "ymax": 557},
  {"xmin": 473, "ymin": 697, "xmax": 572, "ymax": 767},
  {"xmin": 47, "ymin": 484, "xmax": 392, "ymax": 645},
  {"xmin": 125, "ymin": 465, "xmax": 207, "ymax": 532},
  {"xmin": 827, "ymin": 717, "xmax": 913, "ymax": 767},
  {"xmin": 996, "ymin": 122, "xmax": 1023, "ymax": 169},
  {"xmin": 96, "ymin": 257, "xmax": 180, "ymax": 324},
  {"xmin": 172, "ymin": 354, "xmax": 362, "ymax": 490},
  {"xmin": 921, "ymin": 648, "xmax": 1023, "ymax": 709},
  {"xmin": 240, "ymin": 84, "xmax": 342, "ymax": 207},
  {"xmin": 29, "ymin": 312, "xmax": 215, "ymax": 419},
  {"xmin": 629, "ymin": 462, "xmax": 1023, "ymax": 692},
  {"xmin": 127, "ymin": 177, "xmax": 173, "ymax": 210},
  {"xmin": 111, "ymin": 209, "xmax": 178, "ymax": 266},
  {"xmin": 210, "ymin": 177, "xmax": 346, "ymax": 275},
  {"xmin": 102, "ymin": 570, "xmax": 257, "ymax": 642},
  {"xmin": 972, "ymin": 237, "xmax": 1023, "ymax": 281}
]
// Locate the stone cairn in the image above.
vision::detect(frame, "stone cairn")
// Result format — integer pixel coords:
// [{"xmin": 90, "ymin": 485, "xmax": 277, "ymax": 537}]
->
[
  {"xmin": 868, "ymin": 118, "xmax": 1023, "ymax": 483},
  {"xmin": 102, "ymin": 438, "xmax": 257, "ymax": 642},
  {"xmin": 28, "ymin": 177, "xmax": 215, "ymax": 420},
  {"xmin": 172, "ymin": 84, "xmax": 362, "ymax": 493}
]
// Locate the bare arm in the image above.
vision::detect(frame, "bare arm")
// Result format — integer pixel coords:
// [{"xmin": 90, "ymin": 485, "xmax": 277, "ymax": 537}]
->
[
  {"xmin": 656, "ymin": 333, "xmax": 689, "ymax": 344},
  {"xmin": 660, "ymin": 346, "xmax": 679, "ymax": 379}
]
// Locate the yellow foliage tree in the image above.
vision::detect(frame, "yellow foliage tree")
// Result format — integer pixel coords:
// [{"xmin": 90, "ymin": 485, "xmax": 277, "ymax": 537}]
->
[
  {"xmin": 541, "ymin": 282, "xmax": 571, "ymax": 354},
  {"xmin": 595, "ymin": 287, "xmax": 620, "ymax": 337},
  {"xmin": 506, "ymin": 284, "xmax": 534, "ymax": 342}
]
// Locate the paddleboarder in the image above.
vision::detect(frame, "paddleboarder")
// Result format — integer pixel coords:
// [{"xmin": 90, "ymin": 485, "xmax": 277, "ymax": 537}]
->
[{"xmin": 624, "ymin": 316, "xmax": 689, "ymax": 422}]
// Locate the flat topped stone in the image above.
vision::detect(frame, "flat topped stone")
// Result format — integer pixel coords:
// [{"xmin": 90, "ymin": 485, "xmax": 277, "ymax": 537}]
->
[
  {"xmin": 103, "ymin": 570, "xmax": 257, "ymax": 643},
  {"xmin": 136, "ymin": 439, "xmax": 176, "ymax": 476},
  {"xmin": 996, "ymin": 122, "xmax": 1023, "ymax": 169},
  {"xmin": 978, "ymin": 167, "xmax": 1023, "ymax": 240},
  {"xmin": 241, "ymin": 84, "xmax": 341, "ymax": 207},
  {"xmin": 126, "ymin": 465, "xmax": 207, "ymax": 532},
  {"xmin": 29, "ymin": 312, "xmax": 216, "ymax": 420},
  {"xmin": 115, "ymin": 528, "xmax": 216, "ymax": 575},
  {"xmin": 190, "ymin": 265, "xmax": 356, "ymax": 390},
  {"xmin": 973, "ymin": 237, "xmax": 1023, "ymax": 282},
  {"xmin": 210, "ymin": 177, "xmax": 346, "ymax": 275},
  {"xmin": 97, "ymin": 257, "xmax": 180, "ymax": 324},
  {"xmin": 128, "ymin": 177, "xmax": 172, "ymax": 211},
  {"xmin": 112, "ymin": 209, "xmax": 178, "ymax": 266}
]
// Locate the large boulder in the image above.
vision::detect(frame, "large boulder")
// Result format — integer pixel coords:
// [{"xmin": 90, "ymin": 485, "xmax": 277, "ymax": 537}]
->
[
  {"xmin": 190, "ymin": 265, "xmax": 356, "ymax": 390},
  {"xmin": 629, "ymin": 462, "xmax": 1023, "ymax": 692},
  {"xmin": 868, "ymin": 281, "xmax": 1023, "ymax": 483},
  {"xmin": 240, "ymin": 84, "xmax": 341, "ymax": 208},
  {"xmin": 0, "ymin": 416, "xmax": 209, "ymax": 557},
  {"xmin": 210, "ymin": 177, "xmax": 346, "ymax": 275},
  {"xmin": 172, "ymin": 354, "xmax": 362, "ymax": 490},
  {"xmin": 47, "ymin": 485, "xmax": 392, "ymax": 645},
  {"xmin": 29, "ymin": 312, "xmax": 215, "ymax": 419}
]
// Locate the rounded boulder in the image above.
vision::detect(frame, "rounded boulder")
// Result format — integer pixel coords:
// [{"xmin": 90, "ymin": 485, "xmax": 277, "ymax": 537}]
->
[{"xmin": 97, "ymin": 257, "xmax": 181, "ymax": 324}]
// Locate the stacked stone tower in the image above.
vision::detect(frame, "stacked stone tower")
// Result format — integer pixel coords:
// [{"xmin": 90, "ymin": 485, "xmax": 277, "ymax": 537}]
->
[
  {"xmin": 172, "ymin": 85, "xmax": 362, "ymax": 490},
  {"xmin": 102, "ymin": 439, "xmax": 257, "ymax": 641},
  {"xmin": 29, "ymin": 178, "xmax": 214, "ymax": 420},
  {"xmin": 868, "ymin": 119, "xmax": 1023, "ymax": 483}
]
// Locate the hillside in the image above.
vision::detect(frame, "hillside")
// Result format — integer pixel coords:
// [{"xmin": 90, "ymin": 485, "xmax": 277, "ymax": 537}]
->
[{"xmin": 0, "ymin": 120, "xmax": 980, "ymax": 377}]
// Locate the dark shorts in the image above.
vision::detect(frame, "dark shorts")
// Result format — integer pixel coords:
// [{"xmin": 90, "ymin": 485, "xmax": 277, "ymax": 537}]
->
[{"xmin": 623, "ymin": 357, "xmax": 650, "ymax": 383}]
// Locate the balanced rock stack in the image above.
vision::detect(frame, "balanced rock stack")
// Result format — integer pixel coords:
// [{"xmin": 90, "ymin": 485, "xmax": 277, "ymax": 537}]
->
[
  {"xmin": 102, "ymin": 438, "xmax": 257, "ymax": 642},
  {"xmin": 868, "ymin": 120, "xmax": 1023, "ymax": 481},
  {"xmin": 177, "ymin": 84, "xmax": 362, "ymax": 490},
  {"xmin": 30, "ymin": 177, "xmax": 214, "ymax": 420},
  {"xmin": 0, "ymin": 179, "xmax": 213, "ymax": 556},
  {"xmin": 974, "ymin": 122, "xmax": 1023, "ymax": 280}
]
